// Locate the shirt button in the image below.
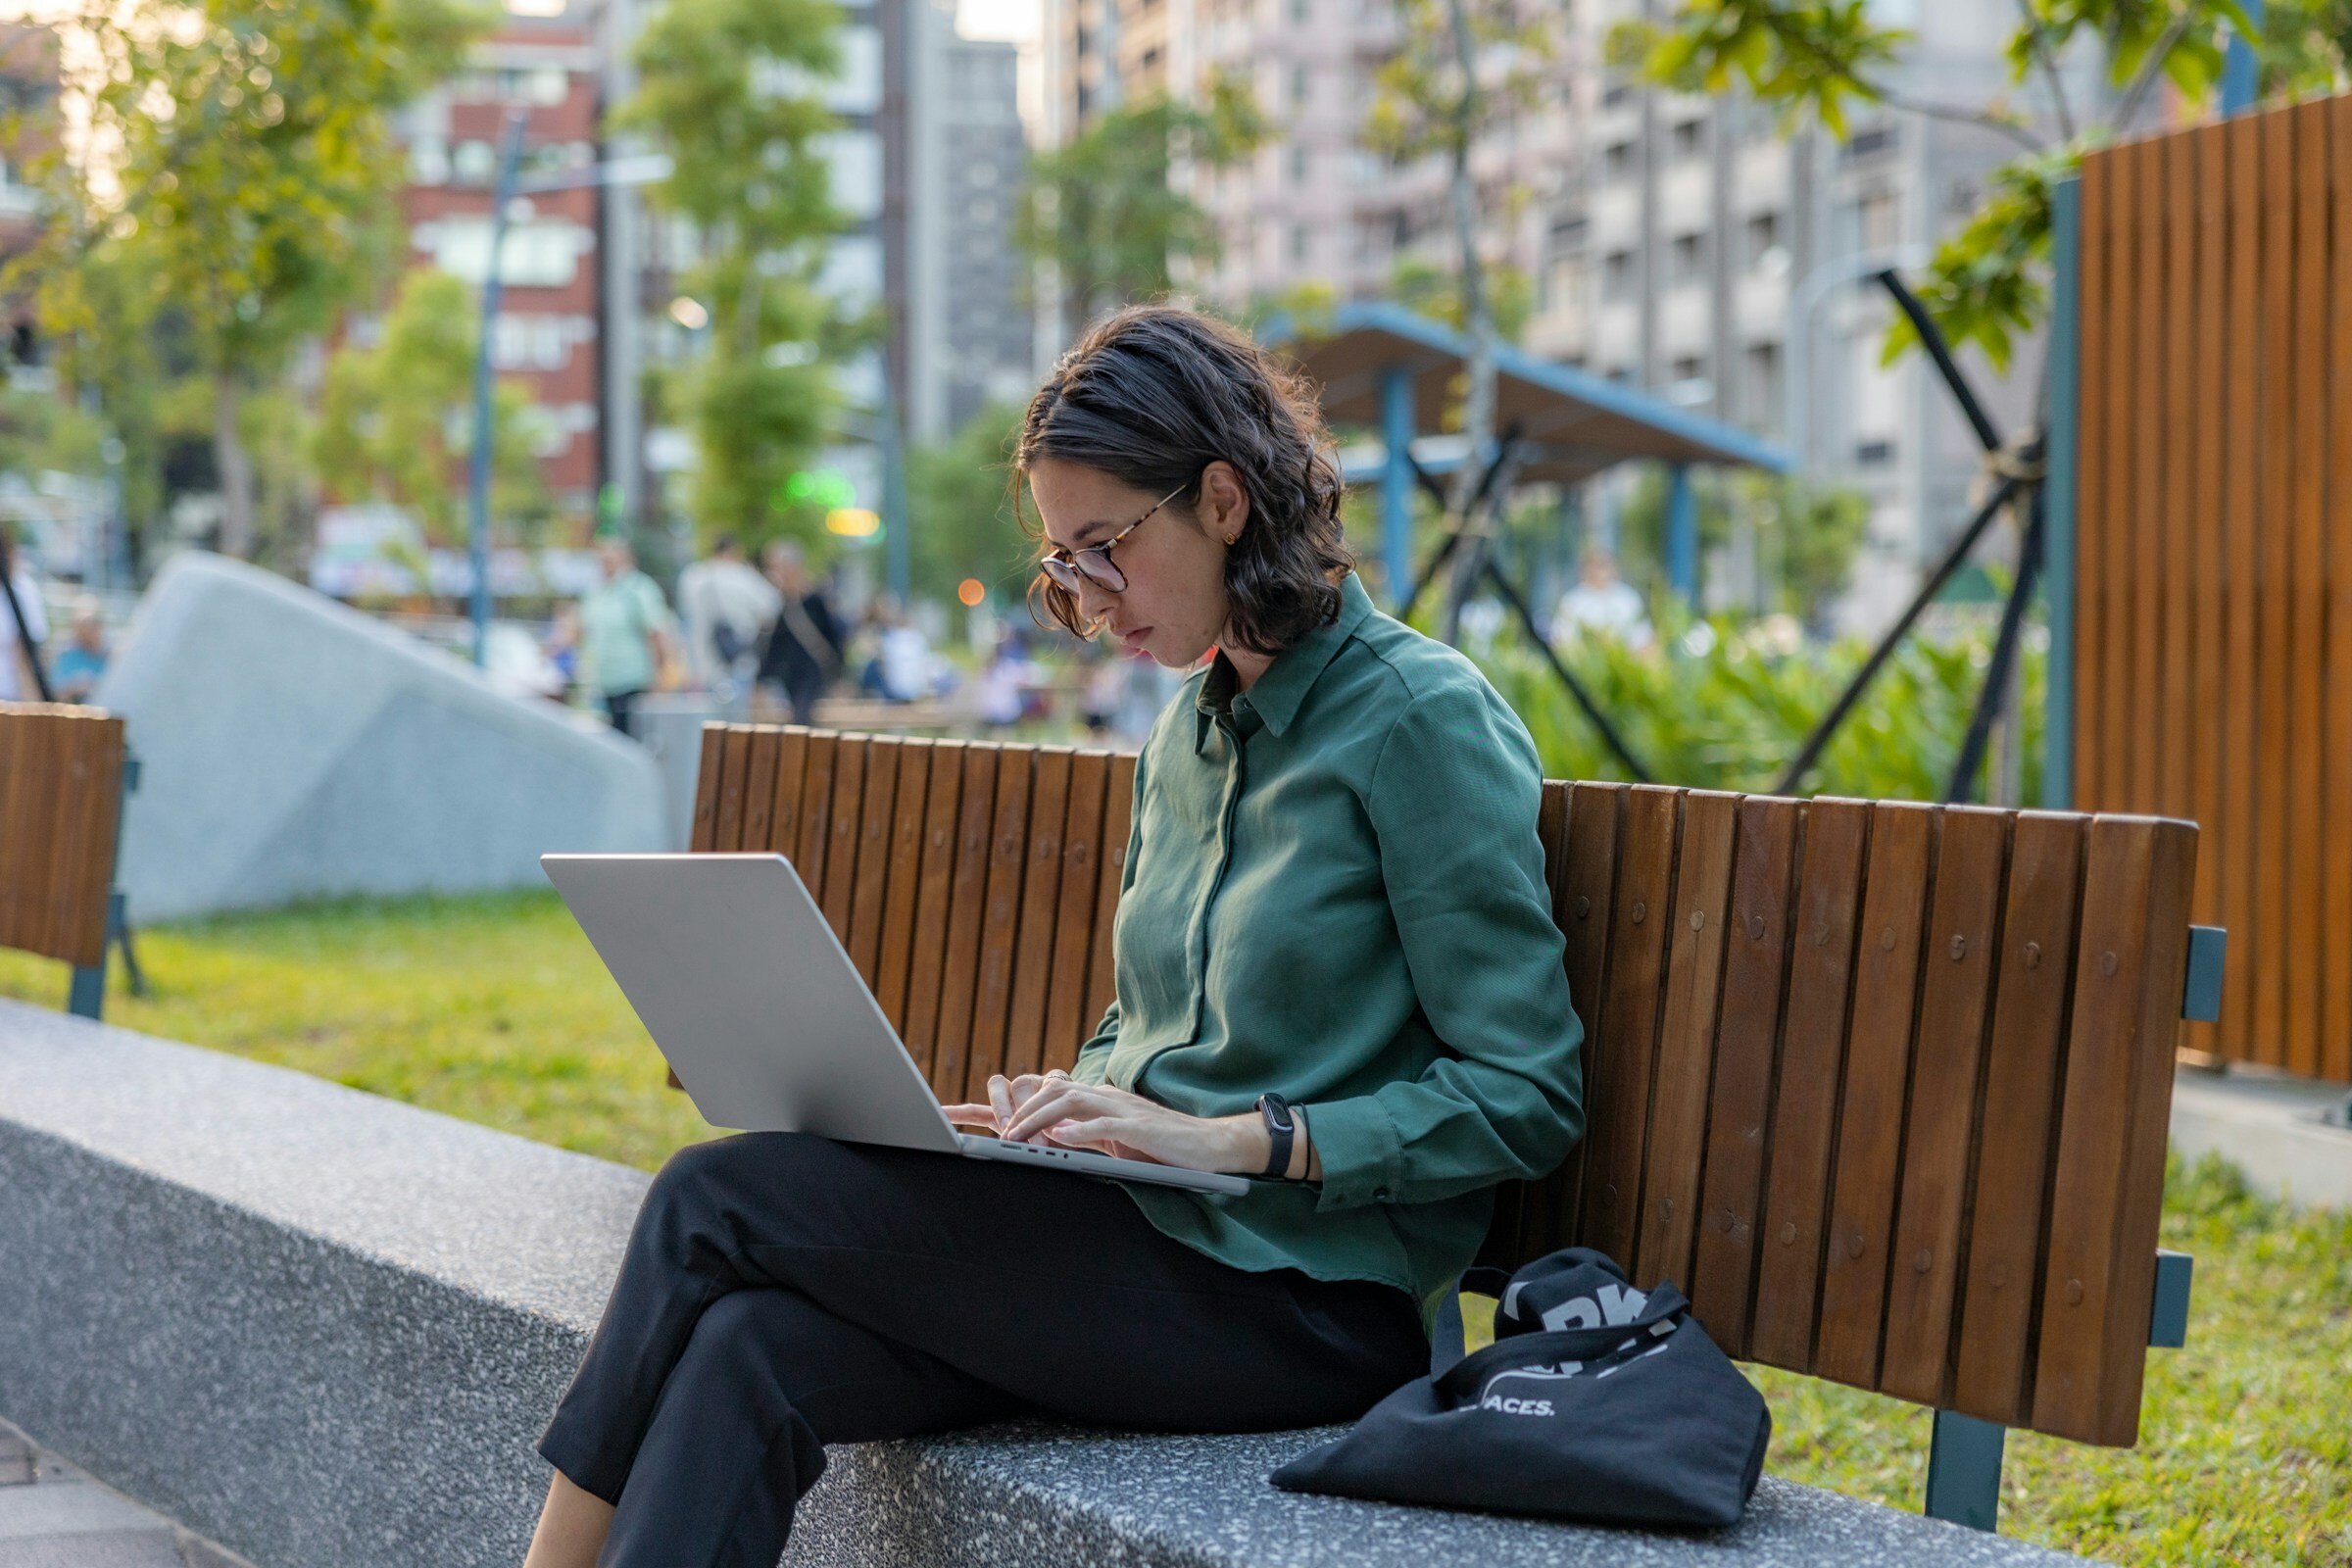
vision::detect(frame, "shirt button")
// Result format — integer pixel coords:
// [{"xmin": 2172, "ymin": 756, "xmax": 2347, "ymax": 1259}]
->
[{"xmin": 1372, "ymin": 1187, "xmax": 1392, "ymax": 1201}]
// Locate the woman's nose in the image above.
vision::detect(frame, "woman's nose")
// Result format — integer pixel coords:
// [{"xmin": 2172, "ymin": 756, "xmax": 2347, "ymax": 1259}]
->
[{"xmin": 1074, "ymin": 576, "xmax": 1119, "ymax": 626}]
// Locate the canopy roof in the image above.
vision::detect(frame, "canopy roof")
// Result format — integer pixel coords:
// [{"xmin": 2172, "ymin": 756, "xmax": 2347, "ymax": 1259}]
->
[{"xmin": 1262, "ymin": 300, "xmax": 1790, "ymax": 484}]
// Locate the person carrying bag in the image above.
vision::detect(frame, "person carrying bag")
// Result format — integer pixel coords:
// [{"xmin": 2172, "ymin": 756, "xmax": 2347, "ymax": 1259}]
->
[{"xmin": 1270, "ymin": 1247, "xmax": 1771, "ymax": 1529}]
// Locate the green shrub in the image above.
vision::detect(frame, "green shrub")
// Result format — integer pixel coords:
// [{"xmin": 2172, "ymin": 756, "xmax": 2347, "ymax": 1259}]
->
[{"xmin": 1457, "ymin": 607, "xmax": 2046, "ymax": 804}]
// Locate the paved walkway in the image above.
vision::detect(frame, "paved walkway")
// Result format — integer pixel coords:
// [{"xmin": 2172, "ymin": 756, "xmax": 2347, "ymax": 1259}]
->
[
  {"xmin": 2170, "ymin": 1062, "xmax": 2352, "ymax": 1208},
  {"xmin": 0, "ymin": 1421, "xmax": 250, "ymax": 1568}
]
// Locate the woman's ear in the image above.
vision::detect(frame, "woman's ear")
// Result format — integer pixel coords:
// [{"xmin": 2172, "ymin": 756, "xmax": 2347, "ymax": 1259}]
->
[{"xmin": 1201, "ymin": 461, "xmax": 1250, "ymax": 546}]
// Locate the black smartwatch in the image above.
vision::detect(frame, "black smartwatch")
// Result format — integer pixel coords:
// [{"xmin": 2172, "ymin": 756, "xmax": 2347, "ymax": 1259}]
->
[{"xmin": 1255, "ymin": 1093, "xmax": 1296, "ymax": 1180}]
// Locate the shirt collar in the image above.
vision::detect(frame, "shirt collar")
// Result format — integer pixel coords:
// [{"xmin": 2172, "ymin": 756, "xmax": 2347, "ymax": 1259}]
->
[{"xmin": 1192, "ymin": 571, "xmax": 1374, "ymax": 755}]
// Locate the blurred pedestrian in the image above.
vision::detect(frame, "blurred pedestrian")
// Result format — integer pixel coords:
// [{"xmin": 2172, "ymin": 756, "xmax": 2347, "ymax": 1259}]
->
[
  {"xmin": 1551, "ymin": 549, "xmax": 1650, "ymax": 651},
  {"xmin": 52, "ymin": 597, "xmax": 109, "ymax": 704},
  {"xmin": 578, "ymin": 536, "xmax": 680, "ymax": 739},
  {"xmin": 755, "ymin": 540, "xmax": 843, "ymax": 724},
  {"xmin": 0, "ymin": 528, "xmax": 46, "ymax": 704},
  {"xmin": 972, "ymin": 624, "xmax": 1039, "ymax": 728},
  {"xmin": 676, "ymin": 534, "xmax": 780, "ymax": 708},
  {"xmin": 546, "ymin": 603, "xmax": 583, "ymax": 703}
]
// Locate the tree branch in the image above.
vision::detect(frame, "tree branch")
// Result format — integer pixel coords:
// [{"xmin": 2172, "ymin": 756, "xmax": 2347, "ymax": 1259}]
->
[
  {"xmin": 1766, "ymin": 19, "xmax": 2048, "ymax": 151},
  {"xmin": 2008, "ymin": 0, "xmax": 2080, "ymax": 142},
  {"xmin": 2109, "ymin": 12, "xmax": 2194, "ymax": 133},
  {"xmin": 1877, "ymin": 85, "xmax": 2049, "ymax": 150}
]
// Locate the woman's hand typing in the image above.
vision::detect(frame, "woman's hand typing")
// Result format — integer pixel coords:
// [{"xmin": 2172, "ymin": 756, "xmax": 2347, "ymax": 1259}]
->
[{"xmin": 941, "ymin": 1070, "xmax": 1315, "ymax": 1179}]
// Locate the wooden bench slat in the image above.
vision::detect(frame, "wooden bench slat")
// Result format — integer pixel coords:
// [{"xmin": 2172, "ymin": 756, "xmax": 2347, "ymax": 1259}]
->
[
  {"xmin": 45, "ymin": 716, "xmax": 105, "ymax": 967},
  {"xmin": 2033, "ymin": 818, "xmax": 2193, "ymax": 1445},
  {"xmin": 928, "ymin": 744, "xmax": 1002, "ymax": 1103},
  {"xmin": 1951, "ymin": 811, "xmax": 2087, "ymax": 1426},
  {"xmin": 820, "ymin": 738, "xmax": 868, "ymax": 941},
  {"xmin": 738, "ymin": 728, "xmax": 781, "ymax": 855},
  {"xmin": 848, "ymin": 737, "xmax": 902, "ymax": 984},
  {"xmin": 795, "ymin": 732, "xmax": 839, "ymax": 891},
  {"xmin": 1814, "ymin": 801, "xmax": 1936, "ymax": 1390},
  {"xmin": 1576, "ymin": 784, "xmax": 1682, "ymax": 1271},
  {"xmin": 0, "ymin": 711, "xmax": 25, "ymax": 950},
  {"xmin": 1084, "ymin": 754, "xmax": 1137, "ymax": 1032},
  {"xmin": 1689, "ymin": 794, "xmax": 1802, "ymax": 1359},
  {"xmin": 713, "ymin": 725, "xmax": 754, "ymax": 851},
  {"xmin": 766, "ymin": 728, "xmax": 811, "ymax": 857},
  {"xmin": 900, "ymin": 742, "xmax": 969, "ymax": 1077},
  {"xmin": 1880, "ymin": 805, "xmax": 2011, "ymax": 1406},
  {"xmin": 1002, "ymin": 748, "xmax": 1072, "ymax": 1080},
  {"xmin": 1633, "ymin": 789, "xmax": 1739, "ymax": 1291},
  {"xmin": 1042, "ymin": 752, "xmax": 1111, "ymax": 1074},
  {"xmin": 1736, "ymin": 798, "xmax": 1871, "ymax": 1368},
  {"xmin": 962, "ymin": 747, "xmax": 1036, "ymax": 1100},
  {"xmin": 1522, "ymin": 781, "xmax": 1628, "ymax": 1264},
  {"xmin": 689, "ymin": 724, "xmax": 727, "ymax": 853},
  {"xmin": 874, "ymin": 741, "xmax": 936, "ymax": 1033},
  {"xmin": 17, "ymin": 711, "xmax": 67, "ymax": 959}
]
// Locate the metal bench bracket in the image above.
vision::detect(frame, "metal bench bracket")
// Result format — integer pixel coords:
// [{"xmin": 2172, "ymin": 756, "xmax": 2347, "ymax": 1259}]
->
[
  {"xmin": 2182, "ymin": 925, "xmax": 2227, "ymax": 1021},
  {"xmin": 1925, "ymin": 1408, "xmax": 2006, "ymax": 1532},
  {"xmin": 2149, "ymin": 1249, "xmax": 2193, "ymax": 1348}
]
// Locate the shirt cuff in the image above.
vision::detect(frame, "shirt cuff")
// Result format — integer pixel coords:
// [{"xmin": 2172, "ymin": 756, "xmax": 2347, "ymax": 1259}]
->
[{"xmin": 1302, "ymin": 1095, "xmax": 1403, "ymax": 1210}]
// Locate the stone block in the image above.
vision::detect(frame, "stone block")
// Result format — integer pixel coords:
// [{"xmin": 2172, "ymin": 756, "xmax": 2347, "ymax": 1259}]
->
[
  {"xmin": 0, "ymin": 1002, "xmax": 2088, "ymax": 1568},
  {"xmin": 94, "ymin": 553, "xmax": 664, "ymax": 921}
]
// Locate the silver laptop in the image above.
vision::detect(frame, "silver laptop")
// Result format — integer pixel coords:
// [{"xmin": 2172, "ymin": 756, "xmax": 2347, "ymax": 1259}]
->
[{"xmin": 541, "ymin": 853, "xmax": 1249, "ymax": 1198}]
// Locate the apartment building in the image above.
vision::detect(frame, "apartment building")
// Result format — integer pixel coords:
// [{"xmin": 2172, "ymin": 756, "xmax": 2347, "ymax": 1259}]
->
[
  {"xmin": 1041, "ymin": 0, "xmax": 2080, "ymax": 621},
  {"xmin": 397, "ymin": 4, "xmax": 608, "ymax": 530}
]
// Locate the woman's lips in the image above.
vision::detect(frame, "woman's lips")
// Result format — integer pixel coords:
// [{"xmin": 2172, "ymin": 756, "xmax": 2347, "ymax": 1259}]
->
[{"xmin": 1119, "ymin": 626, "xmax": 1153, "ymax": 652}]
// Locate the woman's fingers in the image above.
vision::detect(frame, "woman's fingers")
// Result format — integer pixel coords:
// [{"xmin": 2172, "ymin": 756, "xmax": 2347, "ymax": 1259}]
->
[
  {"xmin": 1001, "ymin": 1076, "xmax": 1101, "ymax": 1143},
  {"xmin": 940, "ymin": 1103, "xmax": 999, "ymax": 1133},
  {"xmin": 987, "ymin": 1075, "xmax": 1018, "ymax": 1134}
]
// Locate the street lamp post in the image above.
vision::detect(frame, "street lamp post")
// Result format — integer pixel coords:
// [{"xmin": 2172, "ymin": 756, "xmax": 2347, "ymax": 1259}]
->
[
  {"xmin": 466, "ymin": 114, "xmax": 672, "ymax": 667},
  {"xmin": 1782, "ymin": 244, "xmax": 1930, "ymax": 478},
  {"xmin": 467, "ymin": 111, "xmax": 528, "ymax": 668}
]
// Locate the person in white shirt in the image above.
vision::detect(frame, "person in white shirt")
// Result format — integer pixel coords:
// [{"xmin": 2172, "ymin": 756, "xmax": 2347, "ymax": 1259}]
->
[
  {"xmin": 1552, "ymin": 548, "xmax": 1651, "ymax": 652},
  {"xmin": 0, "ymin": 536, "xmax": 49, "ymax": 704},
  {"xmin": 675, "ymin": 535, "xmax": 782, "ymax": 702}
]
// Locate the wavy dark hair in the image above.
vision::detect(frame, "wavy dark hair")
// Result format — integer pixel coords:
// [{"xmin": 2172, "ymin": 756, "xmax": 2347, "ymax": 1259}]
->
[{"xmin": 1015, "ymin": 305, "xmax": 1352, "ymax": 655}]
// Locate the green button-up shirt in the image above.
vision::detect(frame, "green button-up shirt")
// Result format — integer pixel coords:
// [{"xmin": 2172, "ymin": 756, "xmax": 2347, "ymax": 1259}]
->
[{"xmin": 1073, "ymin": 571, "xmax": 1586, "ymax": 1326}]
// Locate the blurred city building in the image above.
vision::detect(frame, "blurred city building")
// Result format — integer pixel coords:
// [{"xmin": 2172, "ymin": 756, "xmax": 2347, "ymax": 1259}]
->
[
  {"xmin": 1038, "ymin": 0, "xmax": 2087, "ymax": 626},
  {"xmin": 394, "ymin": 0, "xmax": 607, "ymax": 533},
  {"xmin": 374, "ymin": 0, "xmax": 1029, "ymax": 554}
]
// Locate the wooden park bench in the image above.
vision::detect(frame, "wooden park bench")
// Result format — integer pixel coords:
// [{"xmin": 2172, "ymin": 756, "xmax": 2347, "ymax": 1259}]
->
[
  {"xmin": 0, "ymin": 702, "xmax": 134, "ymax": 1019},
  {"xmin": 686, "ymin": 720, "xmax": 2224, "ymax": 1535}
]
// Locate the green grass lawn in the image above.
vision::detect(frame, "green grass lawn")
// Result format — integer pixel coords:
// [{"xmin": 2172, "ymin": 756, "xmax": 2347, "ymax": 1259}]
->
[{"xmin": 5, "ymin": 889, "xmax": 2347, "ymax": 1565}]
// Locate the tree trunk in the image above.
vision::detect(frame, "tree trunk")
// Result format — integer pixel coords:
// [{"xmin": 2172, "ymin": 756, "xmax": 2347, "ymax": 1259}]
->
[
  {"xmin": 1440, "ymin": 0, "xmax": 1497, "ymax": 646},
  {"xmin": 214, "ymin": 374, "xmax": 258, "ymax": 560}
]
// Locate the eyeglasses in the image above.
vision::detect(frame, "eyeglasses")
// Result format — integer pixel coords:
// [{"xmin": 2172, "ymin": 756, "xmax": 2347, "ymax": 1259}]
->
[{"xmin": 1038, "ymin": 483, "xmax": 1187, "ymax": 597}]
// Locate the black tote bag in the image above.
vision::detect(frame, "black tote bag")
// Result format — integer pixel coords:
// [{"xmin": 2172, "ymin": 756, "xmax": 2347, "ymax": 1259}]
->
[{"xmin": 1270, "ymin": 1248, "xmax": 1770, "ymax": 1529}]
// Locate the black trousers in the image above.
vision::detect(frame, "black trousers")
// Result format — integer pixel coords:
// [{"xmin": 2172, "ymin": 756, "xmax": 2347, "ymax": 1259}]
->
[{"xmin": 539, "ymin": 1132, "xmax": 1430, "ymax": 1568}]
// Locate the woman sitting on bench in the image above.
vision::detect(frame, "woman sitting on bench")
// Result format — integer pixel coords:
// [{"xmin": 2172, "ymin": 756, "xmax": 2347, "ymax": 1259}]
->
[{"xmin": 523, "ymin": 303, "xmax": 1589, "ymax": 1568}]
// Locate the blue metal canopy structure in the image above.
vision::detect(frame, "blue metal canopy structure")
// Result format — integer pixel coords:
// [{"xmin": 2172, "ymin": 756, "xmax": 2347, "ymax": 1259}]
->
[{"xmin": 1259, "ymin": 300, "xmax": 1790, "ymax": 602}]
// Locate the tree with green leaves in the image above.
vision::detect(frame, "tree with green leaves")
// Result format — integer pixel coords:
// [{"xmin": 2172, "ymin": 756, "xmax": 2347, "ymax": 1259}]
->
[
  {"xmin": 615, "ymin": 0, "xmax": 854, "ymax": 547},
  {"xmin": 315, "ymin": 269, "xmax": 550, "ymax": 548},
  {"xmin": 1613, "ymin": 0, "xmax": 2351, "ymax": 373},
  {"xmin": 1366, "ymin": 0, "xmax": 1561, "ymax": 636},
  {"xmin": 18, "ymin": 0, "xmax": 484, "ymax": 561},
  {"xmin": 906, "ymin": 401, "xmax": 1030, "ymax": 615},
  {"xmin": 1017, "ymin": 76, "xmax": 1267, "ymax": 327}
]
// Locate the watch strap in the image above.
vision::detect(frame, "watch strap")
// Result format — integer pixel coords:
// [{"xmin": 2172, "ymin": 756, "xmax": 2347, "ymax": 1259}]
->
[{"xmin": 1256, "ymin": 1093, "xmax": 1296, "ymax": 1180}]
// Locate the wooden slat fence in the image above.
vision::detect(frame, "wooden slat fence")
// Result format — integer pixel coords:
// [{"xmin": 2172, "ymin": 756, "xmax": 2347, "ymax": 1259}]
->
[{"xmin": 2076, "ymin": 96, "xmax": 2352, "ymax": 1083}]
